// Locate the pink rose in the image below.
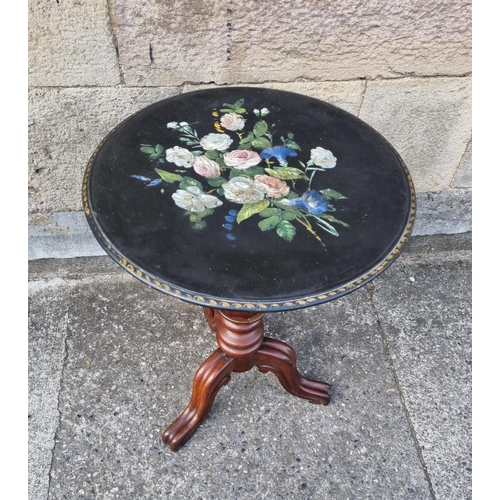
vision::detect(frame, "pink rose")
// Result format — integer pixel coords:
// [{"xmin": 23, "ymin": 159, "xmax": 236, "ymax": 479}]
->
[
  {"xmin": 253, "ymin": 175, "xmax": 290, "ymax": 198},
  {"xmin": 223, "ymin": 150, "xmax": 262, "ymax": 170},
  {"xmin": 220, "ymin": 112, "xmax": 246, "ymax": 131},
  {"xmin": 193, "ymin": 156, "xmax": 221, "ymax": 178}
]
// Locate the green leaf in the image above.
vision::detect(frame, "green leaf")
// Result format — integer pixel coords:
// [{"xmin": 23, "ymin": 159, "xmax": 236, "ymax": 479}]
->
[
  {"xmin": 159, "ymin": 157, "xmax": 165, "ymax": 163},
  {"xmin": 229, "ymin": 168, "xmax": 244, "ymax": 179},
  {"xmin": 235, "ymin": 108, "xmax": 246, "ymax": 114},
  {"xmin": 140, "ymin": 146, "xmax": 156, "ymax": 154},
  {"xmin": 217, "ymin": 188, "xmax": 225, "ymax": 196},
  {"xmin": 281, "ymin": 210, "xmax": 298, "ymax": 221},
  {"xmin": 150, "ymin": 153, "xmax": 161, "ymax": 160},
  {"xmin": 321, "ymin": 215, "xmax": 350, "ymax": 227},
  {"xmin": 237, "ymin": 166, "xmax": 266, "ymax": 178},
  {"xmin": 253, "ymin": 120, "xmax": 268, "ymax": 138},
  {"xmin": 197, "ymin": 208, "xmax": 214, "ymax": 219},
  {"xmin": 155, "ymin": 169, "xmax": 184, "ymax": 183},
  {"xmin": 314, "ymin": 217, "xmax": 339, "ymax": 236},
  {"xmin": 259, "ymin": 207, "xmax": 280, "ymax": 218},
  {"xmin": 236, "ymin": 199, "xmax": 270, "ymax": 224},
  {"xmin": 179, "ymin": 176, "xmax": 203, "ymax": 190},
  {"xmin": 320, "ymin": 188, "xmax": 348, "ymax": 200},
  {"xmin": 155, "ymin": 144, "xmax": 164, "ymax": 154},
  {"xmin": 252, "ymin": 138, "xmax": 272, "ymax": 150},
  {"xmin": 287, "ymin": 191, "xmax": 299, "ymax": 199},
  {"xmin": 220, "ymin": 108, "xmax": 234, "ymax": 113},
  {"xmin": 258, "ymin": 215, "xmax": 281, "ymax": 231},
  {"xmin": 276, "ymin": 220, "xmax": 296, "ymax": 242},
  {"xmin": 192, "ymin": 221, "xmax": 207, "ymax": 230},
  {"xmin": 233, "ymin": 98, "xmax": 245, "ymax": 109},
  {"xmin": 265, "ymin": 167, "xmax": 306, "ymax": 180},
  {"xmin": 222, "ymin": 103, "xmax": 236, "ymax": 110},
  {"xmin": 206, "ymin": 177, "xmax": 227, "ymax": 187},
  {"xmin": 204, "ymin": 150, "xmax": 220, "ymax": 160},
  {"xmin": 285, "ymin": 140, "xmax": 301, "ymax": 151},
  {"xmin": 287, "ymin": 132, "xmax": 294, "ymax": 139},
  {"xmin": 239, "ymin": 132, "xmax": 255, "ymax": 144}
]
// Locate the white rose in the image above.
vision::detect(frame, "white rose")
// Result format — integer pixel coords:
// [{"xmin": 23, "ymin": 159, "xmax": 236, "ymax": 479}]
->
[
  {"xmin": 310, "ymin": 147, "xmax": 337, "ymax": 169},
  {"xmin": 172, "ymin": 186, "xmax": 222, "ymax": 213},
  {"xmin": 200, "ymin": 133, "xmax": 233, "ymax": 151},
  {"xmin": 222, "ymin": 176, "xmax": 266, "ymax": 204},
  {"xmin": 165, "ymin": 146, "xmax": 195, "ymax": 168},
  {"xmin": 220, "ymin": 112, "xmax": 246, "ymax": 131}
]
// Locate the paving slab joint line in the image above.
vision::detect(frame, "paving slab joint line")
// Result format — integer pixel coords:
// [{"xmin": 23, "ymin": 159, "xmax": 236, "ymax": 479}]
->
[
  {"xmin": 365, "ymin": 283, "xmax": 437, "ymax": 500},
  {"xmin": 45, "ymin": 282, "xmax": 74, "ymax": 500}
]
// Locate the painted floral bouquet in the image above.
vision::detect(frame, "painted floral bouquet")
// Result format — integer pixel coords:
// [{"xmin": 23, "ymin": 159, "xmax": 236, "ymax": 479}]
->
[{"xmin": 132, "ymin": 98, "xmax": 349, "ymax": 246}]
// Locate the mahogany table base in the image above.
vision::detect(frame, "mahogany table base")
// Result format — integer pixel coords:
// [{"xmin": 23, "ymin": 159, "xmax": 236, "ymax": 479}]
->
[{"xmin": 162, "ymin": 308, "xmax": 331, "ymax": 451}]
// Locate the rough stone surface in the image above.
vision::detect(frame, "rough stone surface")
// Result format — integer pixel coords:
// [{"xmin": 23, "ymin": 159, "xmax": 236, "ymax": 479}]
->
[
  {"xmin": 113, "ymin": 0, "xmax": 229, "ymax": 87},
  {"xmin": 45, "ymin": 276, "xmax": 431, "ymax": 499},
  {"xmin": 29, "ymin": 279, "xmax": 72, "ymax": 500},
  {"xmin": 28, "ymin": 0, "xmax": 120, "ymax": 86},
  {"xmin": 28, "ymin": 87, "xmax": 179, "ymax": 213},
  {"xmin": 453, "ymin": 140, "xmax": 472, "ymax": 188},
  {"xmin": 370, "ymin": 258, "xmax": 472, "ymax": 500},
  {"xmin": 113, "ymin": 0, "xmax": 471, "ymax": 86},
  {"xmin": 29, "ymin": 212, "xmax": 106, "ymax": 260},
  {"xmin": 359, "ymin": 77, "xmax": 472, "ymax": 193},
  {"xmin": 413, "ymin": 189, "xmax": 472, "ymax": 236},
  {"xmin": 183, "ymin": 81, "xmax": 366, "ymax": 117}
]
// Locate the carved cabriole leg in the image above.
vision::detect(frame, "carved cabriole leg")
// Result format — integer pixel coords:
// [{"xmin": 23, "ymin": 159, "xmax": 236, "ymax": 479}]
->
[
  {"xmin": 163, "ymin": 307, "xmax": 331, "ymax": 451},
  {"xmin": 255, "ymin": 338, "xmax": 331, "ymax": 405},
  {"xmin": 162, "ymin": 349, "xmax": 236, "ymax": 452}
]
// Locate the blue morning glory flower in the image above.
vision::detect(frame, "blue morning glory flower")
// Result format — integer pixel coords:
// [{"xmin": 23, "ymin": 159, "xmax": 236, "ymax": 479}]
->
[
  {"xmin": 223, "ymin": 224, "xmax": 233, "ymax": 230},
  {"xmin": 228, "ymin": 209, "xmax": 238, "ymax": 216},
  {"xmin": 260, "ymin": 146, "xmax": 297, "ymax": 165},
  {"xmin": 283, "ymin": 190, "xmax": 328, "ymax": 215},
  {"xmin": 225, "ymin": 215, "xmax": 236, "ymax": 223}
]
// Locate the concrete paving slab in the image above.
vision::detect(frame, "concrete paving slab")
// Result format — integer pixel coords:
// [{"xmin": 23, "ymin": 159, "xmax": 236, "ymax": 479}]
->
[
  {"xmin": 370, "ymin": 256, "xmax": 472, "ymax": 500},
  {"xmin": 29, "ymin": 279, "xmax": 72, "ymax": 500},
  {"xmin": 46, "ymin": 274, "xmax": 431, "ymax": 499}
]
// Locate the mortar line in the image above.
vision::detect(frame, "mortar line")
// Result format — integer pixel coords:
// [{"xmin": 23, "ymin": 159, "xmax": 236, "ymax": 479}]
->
[
  {"xmin": 357, "ymin": 79, "xmax": 368, "ymax": 117},
  {"xmin": 105, "ymin": 0, "xmax": 125, "ymax": 85},
  {"xmin": 450, "ymin": 137, "xmax": 472, "ymax": 188},
  {"xmin": 366, "ymin": 284, "xmax": 437, "ymax": 500},
  {"xmin": 28, "ymin": 73, "xmax": 472, "ymax": 92},
  {"xmin": 46, "ymin": 281, "xmax": 74, "ymax": 500}
]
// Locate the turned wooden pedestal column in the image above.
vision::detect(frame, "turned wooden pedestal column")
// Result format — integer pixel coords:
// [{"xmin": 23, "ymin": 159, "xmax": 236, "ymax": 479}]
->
[{"xmin": 162, "ymin": 308, "xmax": 331, "ymax": 452}]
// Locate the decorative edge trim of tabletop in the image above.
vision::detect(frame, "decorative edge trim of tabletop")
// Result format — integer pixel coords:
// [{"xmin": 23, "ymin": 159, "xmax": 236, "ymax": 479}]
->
[{"xmin": 82, "ymin": 96, "xmax": 417, "ymax": 313}]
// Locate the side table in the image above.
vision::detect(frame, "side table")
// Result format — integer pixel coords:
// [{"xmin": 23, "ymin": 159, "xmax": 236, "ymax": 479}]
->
[{"xmin": 83, "ymin": 87, "xmax": 415, "ymax": 451}]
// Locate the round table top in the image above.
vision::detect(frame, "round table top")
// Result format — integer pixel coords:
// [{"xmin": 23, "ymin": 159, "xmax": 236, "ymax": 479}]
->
[{"xmin": 83, "ymin": 87, "xmax": 415, "ymax": 312}]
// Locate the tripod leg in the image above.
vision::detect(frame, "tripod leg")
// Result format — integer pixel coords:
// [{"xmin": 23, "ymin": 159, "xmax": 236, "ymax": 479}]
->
[
  {"xmin": 255, "ymin": 338, "xmax": 331, "ymax": 405},
  {"xmin": 162, "ymin": 349, "xmax": 237, "ymax": 451}
]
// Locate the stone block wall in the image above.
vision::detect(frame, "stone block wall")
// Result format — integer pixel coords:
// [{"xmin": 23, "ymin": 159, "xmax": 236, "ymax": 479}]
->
[{"xmin": 28, "ymin": 0, "xmax": 471, "ymax": 259}]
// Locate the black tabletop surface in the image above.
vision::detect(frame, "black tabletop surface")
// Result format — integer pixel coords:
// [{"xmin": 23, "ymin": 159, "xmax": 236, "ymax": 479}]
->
[{"xmin": 83, "ymin": 87, "xmax": 415, "ymax": 311}]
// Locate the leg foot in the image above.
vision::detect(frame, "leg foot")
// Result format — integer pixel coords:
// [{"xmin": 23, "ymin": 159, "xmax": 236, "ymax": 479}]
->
[
  {"xmin": 255, "ymin": 338, "xmax": 331, "ymax": 405},
  {"xmin": 162, "ymin": 349, "xmax": 236, "ymax": 451}
]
